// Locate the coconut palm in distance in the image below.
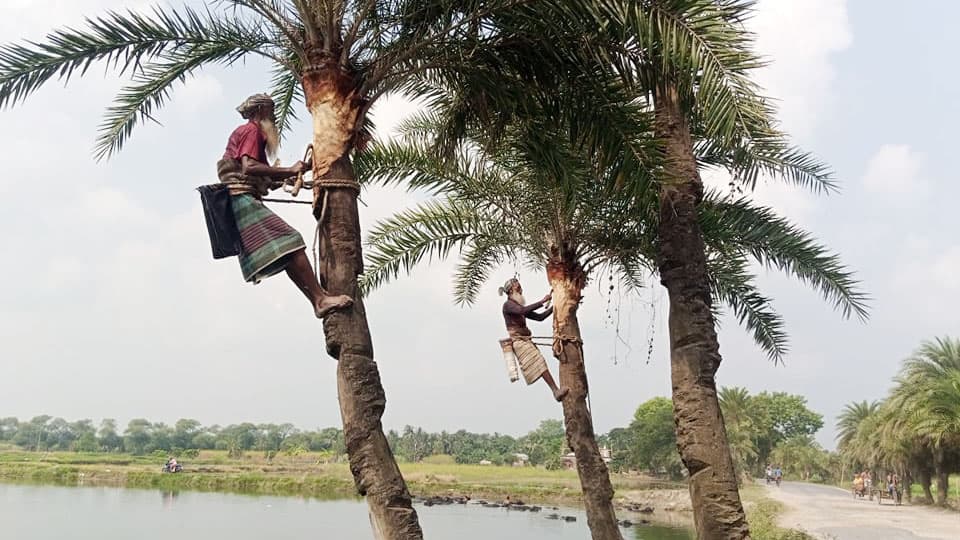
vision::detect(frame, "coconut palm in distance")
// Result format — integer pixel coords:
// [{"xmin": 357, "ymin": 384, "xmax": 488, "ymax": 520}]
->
[{"xmin": 0, "ymin": 1, "xmax": 533, "ymax": 537}]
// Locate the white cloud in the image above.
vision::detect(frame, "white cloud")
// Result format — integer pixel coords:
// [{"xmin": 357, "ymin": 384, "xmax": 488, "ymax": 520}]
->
[
  {"xmin": 929, "ymin": 246, "xmax": 960, "ymax": 293},
  {"xmin": 369, "ymin": 93, "xmax": 426, "ymax": 138},
  {"xmin": 0, "ymin": 0, "xmax": 152, "ymax": 40},
  {"xmin": 862, "ymin": 143, "xmax": 926, "ymax": 195},
  {"xmin": 751, "ymin": 0, "xmax": 853, "ymax": 139},
  {"xmin": 171, "ymin": 74, "xmax": 224, "ymax": 113},
  {"xmin": 1, "ymin": 0, "xmax": 948, "ymax": 450},
  {"xmin": 697, "ymin": 1, "xmax": 853, "ymax": 226},
  {"xmin": 701, "ymin": 168, "xmax": 815, "ymax": 226},
  {"xmin": 78, "ymin": 188, "xmax": 152, "ymax": 224}
]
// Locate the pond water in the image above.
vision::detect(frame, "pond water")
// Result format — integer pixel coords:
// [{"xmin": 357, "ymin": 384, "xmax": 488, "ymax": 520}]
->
[{"xmin": 0, "ymin": 483, "xmax": 692, "ymax": 539}]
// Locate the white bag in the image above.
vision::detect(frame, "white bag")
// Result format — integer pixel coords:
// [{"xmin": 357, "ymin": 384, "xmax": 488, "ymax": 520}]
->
[{"xmin": 499, "ymin": 338, "xmax": 520, "ymax": 383}]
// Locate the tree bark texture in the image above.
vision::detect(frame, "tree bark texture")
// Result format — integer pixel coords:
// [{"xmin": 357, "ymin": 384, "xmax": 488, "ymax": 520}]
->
[
  {"xmin": 902, "ymin": 470, "xmax": 912, "ymax": 503},
  {"xmin": 304, "ymin": 70, "xmax": 423, "ymax": 540},
  {"xmin": 653, "ymin": 83, "xmax": 750, "ymax": 539},
  {"xmin": 918, "ymin": 467, "xmax": 934, "ymax": 504},
  {"xmin": 933, "ymin": 446, "xmax": 949, "ymax": 506},
  {"xmin": 547, "ymin": 257, "xmax": 624, "ymax": 540}
]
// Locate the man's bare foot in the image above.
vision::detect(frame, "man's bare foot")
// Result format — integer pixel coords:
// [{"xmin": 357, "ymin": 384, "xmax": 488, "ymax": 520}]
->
[
  {"xmin": 553, "ymin": 387, "xmax": 569, "ymax": 402},
  {"xmin": 314, "ymin": 294, "xmax": 353, "ymax": 319}
]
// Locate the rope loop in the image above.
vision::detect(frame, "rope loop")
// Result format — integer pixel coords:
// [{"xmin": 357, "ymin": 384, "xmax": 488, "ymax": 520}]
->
[
  {"xmin": 281, "ymin": 144, "xmax": 362, "ymax": 197},
  {"xmin": 552, "ymin": 333, "xmax": 583, "ymax": 359},
  {"xmin": 285, "ymin": 145, "xmax": 314, "ymax": 197}
]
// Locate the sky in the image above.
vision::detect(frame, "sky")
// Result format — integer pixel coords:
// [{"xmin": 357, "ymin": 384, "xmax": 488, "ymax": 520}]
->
[{"xmin": 1, "ymin": 0, "xmax": 957, "ymax": 450}]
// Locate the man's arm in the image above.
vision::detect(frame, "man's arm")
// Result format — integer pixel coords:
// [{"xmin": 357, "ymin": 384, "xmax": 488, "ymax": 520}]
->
[
  {"xmin": 503, "ymin": 299, "xmax": 544, "ymax": 316},
  {"xmin": 241, "ymin": 156, "xmax": 309, "ymax": 180},
  {"xmin": 503, "ymin": 293, "xmax": 552, "ymax": 317},
  {"xmin": 526, "ymin": 306, "xmax": 553, "ymax": 321}
]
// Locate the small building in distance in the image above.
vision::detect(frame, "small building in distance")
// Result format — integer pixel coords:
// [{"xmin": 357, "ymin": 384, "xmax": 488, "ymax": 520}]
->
[
  {"xmin": 561, "ymin": 446, "xmax": 612, "ymax": 469},
  {"xmin": 512, "ymin": 453, "xmax": 529, "ymax": 467}
]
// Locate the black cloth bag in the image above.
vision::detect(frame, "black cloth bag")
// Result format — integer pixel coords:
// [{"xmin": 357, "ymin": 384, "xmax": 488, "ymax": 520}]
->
[{"xmin": 197, "ymin": 184, "xmax": 242, "ymax": 259}]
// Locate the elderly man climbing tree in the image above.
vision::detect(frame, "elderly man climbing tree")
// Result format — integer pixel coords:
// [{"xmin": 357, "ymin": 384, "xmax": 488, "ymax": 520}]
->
[
  {"xmin": 499, "ymin": 278, "xmax": 569, "ymax": 402},
  {"xmin": 200, "ymin": 93, "xmax": 352, "ymax": 319}
]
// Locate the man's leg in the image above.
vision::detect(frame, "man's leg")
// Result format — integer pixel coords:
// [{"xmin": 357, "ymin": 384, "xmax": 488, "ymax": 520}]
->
[
  {"xmin": 540, "ymin": 370, "xmax": 569, "ymax": 402},
  {"xmin": 285, "ymin": 249, "xmax": 353, "ymax": 318}
]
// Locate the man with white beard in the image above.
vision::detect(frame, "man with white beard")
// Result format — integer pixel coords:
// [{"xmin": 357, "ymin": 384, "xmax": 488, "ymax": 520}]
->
[
  {"xmin": 211, "ymin": 93, "xmax": 352, "ymax": 319},
  {"xmin": 499, "ymin": 278, "xmax": 569, "ymax": 402}
]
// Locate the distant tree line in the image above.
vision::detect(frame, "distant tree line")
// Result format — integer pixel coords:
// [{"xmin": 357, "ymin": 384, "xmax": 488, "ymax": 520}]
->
[
  {"xmin": 0, "ymin": 416, "xmax": 346, "ymax": 458},
  {"xmin": 0, "ymin": 415, "xmax": 572, "ymax": 466},
  {"xmin": 836, "ymin": 337, "xmax": 960, "ymax": 506},
  {"xmin": 606, "ymin": 389, "xmax": 826, "ymax": 482},
  {"xmin": 0, "ymin": 387, "xmax": 827, "ymax": 478}
]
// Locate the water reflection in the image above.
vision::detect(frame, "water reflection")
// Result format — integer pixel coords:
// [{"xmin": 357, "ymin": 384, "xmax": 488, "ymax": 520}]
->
[
  {"xmin": 160, "ymin": 490, "xmax": 179, "ymax": 510},
  {"xmin": 1, "ymin": 483, "xmax": 692, "ymax": 539},
  {"xmin": 633, "ymin": 521, "xmax": 694, "ymax": 539}
]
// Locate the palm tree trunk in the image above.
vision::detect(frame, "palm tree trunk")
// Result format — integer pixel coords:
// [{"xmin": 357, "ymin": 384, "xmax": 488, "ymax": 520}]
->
[
  {"xmin": 548, "ymin": 257, "xmax": 624, "ymax": 540},
  {"xmin": 303, "ymin": 69, "xmax": 423, "ymax": 540},
  {"xmin": 918, "ymin": 467, "xmax": 934, "ymax": 504},
  {"xmin": 933, "ymin": 446, "xmax": 949, "ymax": 506},
  {"xmin": 653, "ymin": 82, "xmax": 749, "ymax": 539},
  {"xmin": 903, "ymin": 469, "xmax": 912, "ymax": 503}
]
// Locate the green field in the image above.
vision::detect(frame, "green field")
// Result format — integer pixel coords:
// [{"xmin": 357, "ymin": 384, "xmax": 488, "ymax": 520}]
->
[
  {"xmin": 0, "ymin": 449, "xmax": 681, "ymax": 504},
  {"xmin": 907, "ymin": 474, "xmax": 960, "ymax": 504}
]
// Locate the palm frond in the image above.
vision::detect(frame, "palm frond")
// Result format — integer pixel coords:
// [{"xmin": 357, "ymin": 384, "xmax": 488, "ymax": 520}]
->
[
  {"xmin": 0, "ymin": 6, "xmax": 280, "ymax": 158},
  {"xmin": 452, "ymin": 239, "xmax": 508, "ymax": 305},
  {"xmin": 361, "ymin": 198, "xmax": 502, "ymax": 295},
  {"xmin": 355, "ymin": 137, "xmax": 452, "ymax": 193},
  {"xmin": 583, "ymin": 0, "xmax": 766, "ymax": 145},
  {"xmin": 95, "ymin": 41, "xmax": 262, "ymax": 159},
  {"xmin": 0, "ymin": 7, "xmax": 273, "ymax": 110},
  {"xmin": 707, "ymin": 252, "xmax": 789, "ymax": 362},
  {"xmin": 269, "ymin": 62, "xmax": 304, "ymax": 137},
  {"xmin": 700, "ymin": 193, "xmax": 870, "ymax": 321},
  {"xmin": 219, "ymin": 0, "xmax": 307, "ymax": 60},
  {"xmin": 697, "ymin": 133, "xmax": 837, "ymax": 195},
  {"xmin": 835, "ymin": 400, "xmax": 880, "ymax": 447}
]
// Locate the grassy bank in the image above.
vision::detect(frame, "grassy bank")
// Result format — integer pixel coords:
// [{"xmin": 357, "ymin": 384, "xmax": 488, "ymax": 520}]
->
[
  {"xmin": 0, "ymin": 450, "xmax": 678, "ymax": 505},
  {"xmin": 908, "ymin": 474, "xmax": 960, "ymax": 506},
  {"xmin": 740, "ymin": 485, "xmax": 814, "ymax": 540}
]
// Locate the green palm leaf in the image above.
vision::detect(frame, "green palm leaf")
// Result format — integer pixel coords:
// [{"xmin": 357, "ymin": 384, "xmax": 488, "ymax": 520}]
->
[
  {"xmin": 0, "ymin": 6, "xmax": 279, "ymax": 158},
  {"xmin": 269, "ymin": 62, "xmax": 304, "ymax": 137},
  {"xmin": 699, "ymin": 193, "xmax": 870, "ymax": 321},
  {"xmin": 707, "ymin": 252, "xmax": 788, "ymax": 361},
  {"xmin": 95, "ymin": 41, "xmax": 265, "ymax": 159},
  {"xmin": 0, "ymin": 7, "xmax": 272, "ymax": 109}
]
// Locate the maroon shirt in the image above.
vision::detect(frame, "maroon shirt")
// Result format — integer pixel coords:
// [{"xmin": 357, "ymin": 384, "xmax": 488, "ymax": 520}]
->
[
  {"xmin": 223, "ymin": 121, "xmax": 267, "ymax": 163},
  {"xmin": 503, "ymin": 299, "xmax": 553, "ymax": 337}
]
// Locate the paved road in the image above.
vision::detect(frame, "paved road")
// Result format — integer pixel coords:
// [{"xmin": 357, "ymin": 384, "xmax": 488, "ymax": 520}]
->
[{"xmin": 763, "ymin": 481, "xmax": 958, "ymax": 540}]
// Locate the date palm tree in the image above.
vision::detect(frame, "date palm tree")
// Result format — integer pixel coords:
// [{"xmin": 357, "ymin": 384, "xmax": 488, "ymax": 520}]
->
[
  {"xmin": 835, "ymin": 399, "xmax": 881, "ymax": 487},
  {"xmin": 0, "ymin": 1, "xmax": 534, "ymax": 537},
  {"xmin": 891, "ymin": 337, "xmax": 960, "ymax": 505},
  {"xmin": 836, "ymin": 400, "xmax": 881, "ymax": 450},
  {"xmin": 718, "ymin": 387, "xmax": 760, "ymax": 481},
  {"xmin": 550, "ymin": 2, "xmax": 873, "ymax": 534},
  {"xmin": 376, "ymin": 2, "xmax": 871, "ymax": 534},
  {"xmin": 356, "ymin": 102, "xmax": 866, "ymax": 538}
]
